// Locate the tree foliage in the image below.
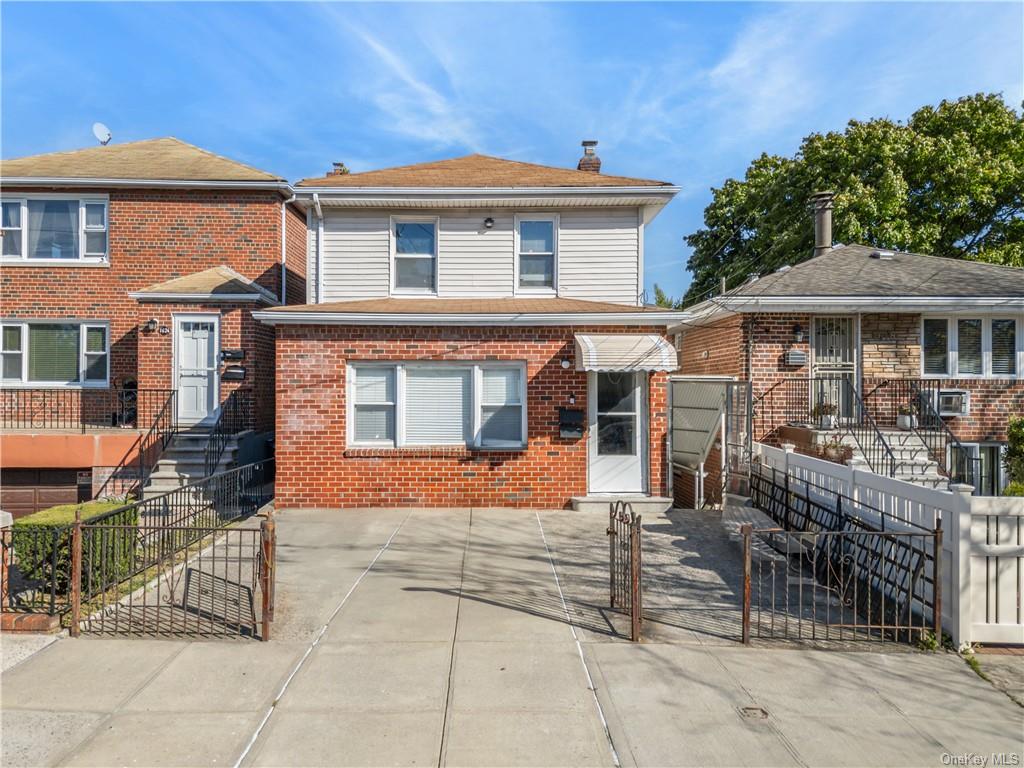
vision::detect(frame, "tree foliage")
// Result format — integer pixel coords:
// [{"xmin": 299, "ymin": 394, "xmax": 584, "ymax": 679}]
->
[{"xmin": 683, "ymin": 94, "xmax": 1024, "ymax": 304}]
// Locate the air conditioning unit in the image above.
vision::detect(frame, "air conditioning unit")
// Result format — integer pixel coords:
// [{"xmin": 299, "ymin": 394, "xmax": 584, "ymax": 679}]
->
[{"xmin": 936, "ymin": 389, "xmax": 970, "ymax": 417}]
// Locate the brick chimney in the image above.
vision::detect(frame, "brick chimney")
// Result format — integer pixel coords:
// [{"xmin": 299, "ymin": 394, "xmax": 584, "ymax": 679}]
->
[
  {"xmin": 809, "ymin": 191, "xmax": 834, "ymax": 257},
  {"xmin": 577, "ymin": 140, "xmax": 601, "ymax": 173}
]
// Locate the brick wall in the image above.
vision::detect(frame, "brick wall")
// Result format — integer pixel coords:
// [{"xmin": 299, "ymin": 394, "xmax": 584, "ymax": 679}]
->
[
  {"xmin": 861, "ymin": 313, "xmax": 920, "ymax": 377},
  {"xmin": 0, "ymin": 189, "xmax": 286, "ymax": 424},
  {"xmin": 274, "ymin": 324, "xmax": 669, "ymax": 509},
  {"xmin": 676, "ymin": 315, "xmax": 745, "ymax": 376},
  {"xmin": 284, "ymin": 203, "xmax": 308, "ymax": 306}
]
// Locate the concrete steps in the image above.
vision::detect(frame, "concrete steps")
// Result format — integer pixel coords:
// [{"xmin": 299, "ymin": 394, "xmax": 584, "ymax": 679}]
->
[
  {"xmin": 142, "ymin": 429, "xmax": 240, "ymax": 498},
  {"xmin": 843, "ymin": 428, "xmax": 949, "ymax": 491},
  {"xmin": 570, "ymin": 496, "xmax": 673, "ymax": 515}
]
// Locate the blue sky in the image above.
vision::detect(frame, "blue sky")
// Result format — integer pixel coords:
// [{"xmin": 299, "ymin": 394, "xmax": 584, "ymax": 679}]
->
[{"xmin": 3, "ymin": 2, "xmax": 1021, "ymax": 299}]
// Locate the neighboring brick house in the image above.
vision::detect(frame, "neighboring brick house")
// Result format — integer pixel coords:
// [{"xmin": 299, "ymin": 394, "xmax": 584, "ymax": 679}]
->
[
  {"xmin": 0, "ymin": 138, "xmax": 306, "ymax": 514},
  {"xmin": 673, "ymin": 196, "xmax": 1024, "ymax": 499},
  {"xmin": 256, "ymin": 143, "xmax": 687, "ymax": 509}
]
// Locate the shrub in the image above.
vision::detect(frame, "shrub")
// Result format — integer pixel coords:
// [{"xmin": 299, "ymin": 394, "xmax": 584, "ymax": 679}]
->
[
  {"xmin": 1002, "ymin": 481, "xmax": 1024, "ymax": 497},
  {"xmin": 1005, "ymin": 417, "xmax": 1024, "ymax": 484},
  {"xmin": 10, "ymin": 501, "xmax": 140, "ymax": 599}
]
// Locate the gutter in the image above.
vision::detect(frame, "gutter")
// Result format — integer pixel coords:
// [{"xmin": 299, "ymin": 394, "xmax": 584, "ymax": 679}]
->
[
  {"xmin": 128, "ymin": 292, "xmax": 277, "ymax": 304},
  {"xmin": 251, "ymin": 310, "xmax": 690, "ymax": 327},
  {"xmin": 291, "ymin": 185, "xmax": 680, "ymax": 196},
  {"xmin": 1, "ymin": 177, "xmax": 293, "ymax": 192},
  {"xmin": 312, "ymin": 193, "xmax": 323, "ymax": 303},
  {"xmin": 280, "ymin": 194, "xmax": 296, "ymax": 304}
]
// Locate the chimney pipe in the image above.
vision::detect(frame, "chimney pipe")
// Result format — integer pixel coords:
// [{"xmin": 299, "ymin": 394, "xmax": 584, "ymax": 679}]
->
[
  {"xmin": 809, "ymin": 191, "xmax": 834, "ymax": 257},
  {"xmin": 577, "ymin": 140, "xmax": 601, "ymax": 173}
]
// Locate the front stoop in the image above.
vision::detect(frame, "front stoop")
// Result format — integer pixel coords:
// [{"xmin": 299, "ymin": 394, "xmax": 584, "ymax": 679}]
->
[
  {"xmin": 142, "ymin": 429, "xmax": 248, "ymax": 498},
  {"xmin": 570, "ymin": 496, "xmax": 673, "ymax": 514},
  {"xmin": 1, "ymin": 612, "xmax": 61, "ymax": 633}
]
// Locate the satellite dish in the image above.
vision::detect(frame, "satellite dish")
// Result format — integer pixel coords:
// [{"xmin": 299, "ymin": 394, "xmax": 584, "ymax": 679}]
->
[{"xmin": 92, "ymin": 122, "xmax": 112, "ymax": 145}]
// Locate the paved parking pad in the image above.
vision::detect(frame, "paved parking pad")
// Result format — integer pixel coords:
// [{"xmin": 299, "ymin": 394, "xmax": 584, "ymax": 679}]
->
[{"xmin": 1, "ymin": 506, "xmax": 1020, "ymax": 767}]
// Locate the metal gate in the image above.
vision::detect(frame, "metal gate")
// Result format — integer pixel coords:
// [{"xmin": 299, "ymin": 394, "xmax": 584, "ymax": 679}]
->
[
  {"xmin": 607, "ymin": 501, "xmax": 642, "ymax": 642},
  {"xmin": 724, "ymin": 381, "xmax": 752, "ymax": 495}
]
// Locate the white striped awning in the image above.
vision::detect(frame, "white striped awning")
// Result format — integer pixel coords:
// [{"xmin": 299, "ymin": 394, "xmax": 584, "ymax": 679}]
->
[{"xmin": 574, "ymin": 333, "xmax": 677, "ymax": 372}]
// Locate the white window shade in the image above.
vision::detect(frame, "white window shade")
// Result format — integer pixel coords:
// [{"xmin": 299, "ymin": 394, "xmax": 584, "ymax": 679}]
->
[
  {"xmin": 481, "ymin": 368, "xmax": 523, "ymax": 446},
  {"xmin": 353, "ymin": 367, "xmax": 395, "ymax": 443},
  {"xmin": 404, "ymin": 368, "xmax": 470, "ymax": 444}
]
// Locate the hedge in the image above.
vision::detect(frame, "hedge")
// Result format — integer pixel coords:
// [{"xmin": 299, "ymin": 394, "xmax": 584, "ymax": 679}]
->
[{"xmin": 11, "ymin": 500, "xmax": 140, "ymax": 599}]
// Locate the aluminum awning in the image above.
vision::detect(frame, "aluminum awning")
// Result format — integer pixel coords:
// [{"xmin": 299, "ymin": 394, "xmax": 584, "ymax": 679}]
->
[{"xmin": 574, "ymin": 334, "xmax": 677, "ymax": 372}]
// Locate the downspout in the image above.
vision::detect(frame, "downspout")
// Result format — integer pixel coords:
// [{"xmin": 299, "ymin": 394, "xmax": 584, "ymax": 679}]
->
[
  {"xmin": 280, "ymin": 194, "xmax": 296, "ymax": 304},
  {"xmin": 313, "ymin": 193, "xmax": 324, "ymax": 303}
]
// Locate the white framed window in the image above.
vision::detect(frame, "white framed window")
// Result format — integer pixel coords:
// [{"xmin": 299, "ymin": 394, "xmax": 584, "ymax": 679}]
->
[
  {"xmin": 348, "ymin": 362, "xmax": 527, "ymax": 449},
  {"xmin": 0, "ymin": 321, "xmax": 110, "ymax": 386},
  {"xmin": 921, "ymin": 316, "xmax": 1022, "ymax": 378},
  {"xmin": 514, "ymin": 214, "xmax": 558, "ymax": 294},
  {"xmin": 390, "ymin": 216, "xmax": 438, "ymax": 294},
  {"xmin": 0, "ymin": 195, "xmax": 109, "ymax": 263}
]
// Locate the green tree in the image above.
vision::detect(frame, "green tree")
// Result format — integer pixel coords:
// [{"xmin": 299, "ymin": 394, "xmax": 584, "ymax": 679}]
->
[
  {"xmin": 683, "ymin": 94, "xmax": 1024, "ymax": 304},
  {"xmin": 652, "ymin": 283, "xmax": 678, "ymax": 308}
]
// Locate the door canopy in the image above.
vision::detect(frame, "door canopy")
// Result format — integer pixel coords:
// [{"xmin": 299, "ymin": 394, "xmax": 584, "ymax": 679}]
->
[{"xmin": 574, "ymin": 334, "xmax": 676, "ymax": 372}]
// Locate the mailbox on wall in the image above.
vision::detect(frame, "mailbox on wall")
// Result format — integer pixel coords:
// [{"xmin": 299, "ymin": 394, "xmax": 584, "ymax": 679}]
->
[
  {"xmin": 222, "ymin": 365, "xmax": 246, "ymax": 381},
  {"xmin": 558, "ymin": 408, "xmax": 585, "ymax": 439},
  {"xmin": 220, "ymin": 349, "xmax": 245, "ymax": 362}
]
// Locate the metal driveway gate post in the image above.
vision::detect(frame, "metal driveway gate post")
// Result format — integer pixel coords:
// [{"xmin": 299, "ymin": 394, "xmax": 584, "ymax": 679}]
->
[{"xmin": 608, "ymin": 501, "xmax": 643, "ymax": 642}]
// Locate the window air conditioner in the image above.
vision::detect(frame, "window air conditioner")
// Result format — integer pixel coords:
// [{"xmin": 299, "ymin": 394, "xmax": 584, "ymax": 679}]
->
[{"xmin": 936, "ymin": 390, "xmax": 970, "ymax": 417}]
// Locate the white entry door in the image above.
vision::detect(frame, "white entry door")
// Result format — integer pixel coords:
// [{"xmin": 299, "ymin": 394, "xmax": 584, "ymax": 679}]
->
[
  {"xmin": 588, "ymin": 371, "xmax": 645, "ymax": 494},
  {"xmin": 175, "ymin": 316, "xmax": 219, "ymax": 426}
]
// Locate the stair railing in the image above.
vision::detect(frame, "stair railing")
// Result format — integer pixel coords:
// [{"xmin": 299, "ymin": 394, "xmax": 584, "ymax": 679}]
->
[
  {"xmin": 203, "ymin": 389, "xmax": 253, "ymax": 478},
  {"xmin": 842, "ymin": 379, "xmax": 897, "ymax": 478},
  {"xmin": 908, "ymin": 381, "xmax": 980, "ymax": 491},
  {"xmin": 95, "ymin": 390, "xmax": 177, "ymax": 498}
]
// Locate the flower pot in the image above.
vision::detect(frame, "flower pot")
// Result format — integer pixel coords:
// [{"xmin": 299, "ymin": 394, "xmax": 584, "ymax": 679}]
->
[{"xmin": 897, "ymin": 414, "xmax": 917, "ymax": 430}]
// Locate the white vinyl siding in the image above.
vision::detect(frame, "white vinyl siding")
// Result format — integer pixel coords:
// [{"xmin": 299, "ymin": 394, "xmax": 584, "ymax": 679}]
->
[
  {"xmin": 312, "ymin": 207, "xmax": 642, "ymax": 303},
  {"xmin": 348, "ymin": 362, "xmax": 527, "ymax": 449},
  {"xmin": 557, "ymin": 208, "xmax": 640, "ymax": 304},
  {"xmin": 320, "ymin": 213, "xmax": 391, "ymax": 301},
  {"xmin": 921, "ymin": 315, "xmax": 1024, "ymax": 378}
]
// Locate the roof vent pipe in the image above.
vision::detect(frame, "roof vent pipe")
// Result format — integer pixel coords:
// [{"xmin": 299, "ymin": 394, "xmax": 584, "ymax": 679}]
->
[
  {"xmin": 809, "ymin": 191, "xmax": 834, "ymax": 257},
  {"xmin": 577, "ymin": 140, "xmax": 601, "ymax": 173}
]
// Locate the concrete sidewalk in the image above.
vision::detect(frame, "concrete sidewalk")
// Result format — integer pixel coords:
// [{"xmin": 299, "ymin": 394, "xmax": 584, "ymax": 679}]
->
[{"xmin": 2, "ymin": 507, "xmax": 1021, "ymax": 767}]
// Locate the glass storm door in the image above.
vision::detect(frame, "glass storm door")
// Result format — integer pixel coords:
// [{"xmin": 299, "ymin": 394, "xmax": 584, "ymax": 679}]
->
[
  {"xmin": 175, "ymin": 317, "xmax": 219, "ymax": 426},
  {"xmin": 812, "ymin": 316, "xmax": 856, "ymax": 420},
  {"xmin": 588, "ymin": 371, "xmax": 645, "ymax": 494}
]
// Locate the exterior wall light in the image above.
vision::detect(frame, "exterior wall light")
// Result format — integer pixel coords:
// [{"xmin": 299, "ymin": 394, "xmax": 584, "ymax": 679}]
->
[
  {"xmin": 560, "ymin": 358, "xmax": 571, "ymax": 369},
  {"xmin": 143, "ymin": 318, "xmax": 158, "ymax": 333},
  {"xmin": 793, "ymin": 323, "xmax": 805, "ymax": 343},
  {"xmin": 483, "ymin": 217, "xmax": 495, "ymax": 229}
]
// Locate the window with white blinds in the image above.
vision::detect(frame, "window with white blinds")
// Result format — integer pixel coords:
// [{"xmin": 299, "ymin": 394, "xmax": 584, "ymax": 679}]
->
[
  {"xmin": 922, "ymin": 316, "xmax": 1021, "ymax": 378},
  {"xmin": 348, "ymin": 362, "xmax": 527, "ymax": 448},
  {"xmin": 404, "ymin": 368, "xmax": 470, "ymax": 445},
  {"xmin": 0, "ymin": 321, "xmax": 109, "ymax": 385}
]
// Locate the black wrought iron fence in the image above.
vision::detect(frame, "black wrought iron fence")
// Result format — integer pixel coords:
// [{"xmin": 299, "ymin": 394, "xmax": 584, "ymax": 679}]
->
[
  {"xmin": 1, "ymin": 460, "xmax": 275, "ymax": 638},
  {"xmin": 94, "ymin": 390, "xmax": 177, "ymax": 499},
  {"xmin": 743, "ymin": 462, "xmax": 942, "ymax": 644},
  {"xmin": 607, "ymin": 501, "xmax": 642, "ymax": 642},
  {"xmin": 0, "ymin": 388, "xmax": 176, "ymax": 432},
  {"xmin": 204, "ymin": 388, "xmax": 254, "ymax": 477}
]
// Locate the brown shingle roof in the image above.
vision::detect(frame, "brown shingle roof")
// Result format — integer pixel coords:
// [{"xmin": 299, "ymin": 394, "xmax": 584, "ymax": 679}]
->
[
  {"xmin": 297, "ymin": 154, "xmax": 671, "ymax": 189},
  {"xmin": 265, "ymin": 297, "xmax": 672, "ymax": 314},
  {"xmin": 0, "ymin": 138, "xmax": 284, "ymax": 183},
  {"xmin": 133, "ymin": 266, "xmax": 277, "ymax": 301}
]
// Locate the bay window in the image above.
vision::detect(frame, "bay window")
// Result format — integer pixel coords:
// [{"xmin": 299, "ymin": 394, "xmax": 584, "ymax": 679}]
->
[
  {"xmin": 349, "ymin": 362, "xmax": 526, "ymax": 448},
  {"xmin": 516, "ymin": 215, "xmax": 557, "ymax": 292},
  {"xmin": 922, "ymin": 316, "xmax": 1022, "ymax": 377},
  {"xmin": 0, "ymin": 321, "xmax": 109, "ymax": 386},
  {"xmin": 0, "ymin": 197, "xmax": 108, "ymax": 262},
  {"xmin": 392, "ymin": 218, "xmax": 437, "ymax": 293}
]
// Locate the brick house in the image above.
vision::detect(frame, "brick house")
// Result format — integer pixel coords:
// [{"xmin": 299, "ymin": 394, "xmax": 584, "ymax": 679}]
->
[
  {"xmin": 0, "ymin": 138, "xmax": 305, "ymax": 514},
  {"xmin": 673, "ymin": 195, "xmax": 1024, "ymax": 500},
  {"xmin": 255, "ymin": 143, "xmax": 687, "ymax": 510}
]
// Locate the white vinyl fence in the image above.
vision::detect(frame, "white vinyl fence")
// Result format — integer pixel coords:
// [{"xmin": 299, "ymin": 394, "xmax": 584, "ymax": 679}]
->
[{"xmin": 755, "ymin": 442, "xmax": 1024, "ymax": 646}]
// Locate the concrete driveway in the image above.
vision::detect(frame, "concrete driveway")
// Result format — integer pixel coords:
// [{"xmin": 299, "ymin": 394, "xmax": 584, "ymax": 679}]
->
[{"xmin": 2, "ymin": 507, "xmax": 1021, "ymax": 767}]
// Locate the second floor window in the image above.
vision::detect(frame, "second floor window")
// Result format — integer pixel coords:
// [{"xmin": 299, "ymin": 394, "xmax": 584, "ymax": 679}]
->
[
  {"xmin": 0, "ymin": 198, "xmax": 109, "ymax": 262},
  {"xmin": 517, "ymin": 216, "xmax": 557, "ymax": 291},
  {"xmin": 393, "ymin": 219, "xmax": 436, "ymax": 293}
]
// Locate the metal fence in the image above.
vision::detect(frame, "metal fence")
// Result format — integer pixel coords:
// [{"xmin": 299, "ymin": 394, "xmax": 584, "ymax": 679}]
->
[
  {"xmin": 1, "ymin": 460, "xmax": 275, "ymax": 639},
  {"xmin": 608, "ymin": 501, "xmax": 643, "ymax": 642},
  {"xmin": 742, "ymin": 462, "xmax": 942, "ymax": 644},
  {"xmin": 0, "ymin": 387, "xmax": 176, "ymax": 432}
]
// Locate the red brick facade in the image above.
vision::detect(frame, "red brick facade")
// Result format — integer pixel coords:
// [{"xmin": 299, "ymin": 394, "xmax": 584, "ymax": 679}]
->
[
  {"xmin": 1, "ymin": 189, "xmax": 304, "ymax": 432},
  {"xmin": 677, "ymin": 311, "xmax": 1022, "ymax": 447},
  {"xmin": 274, "ymin": 324, "xmax": 669, "ymax": 509}
]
